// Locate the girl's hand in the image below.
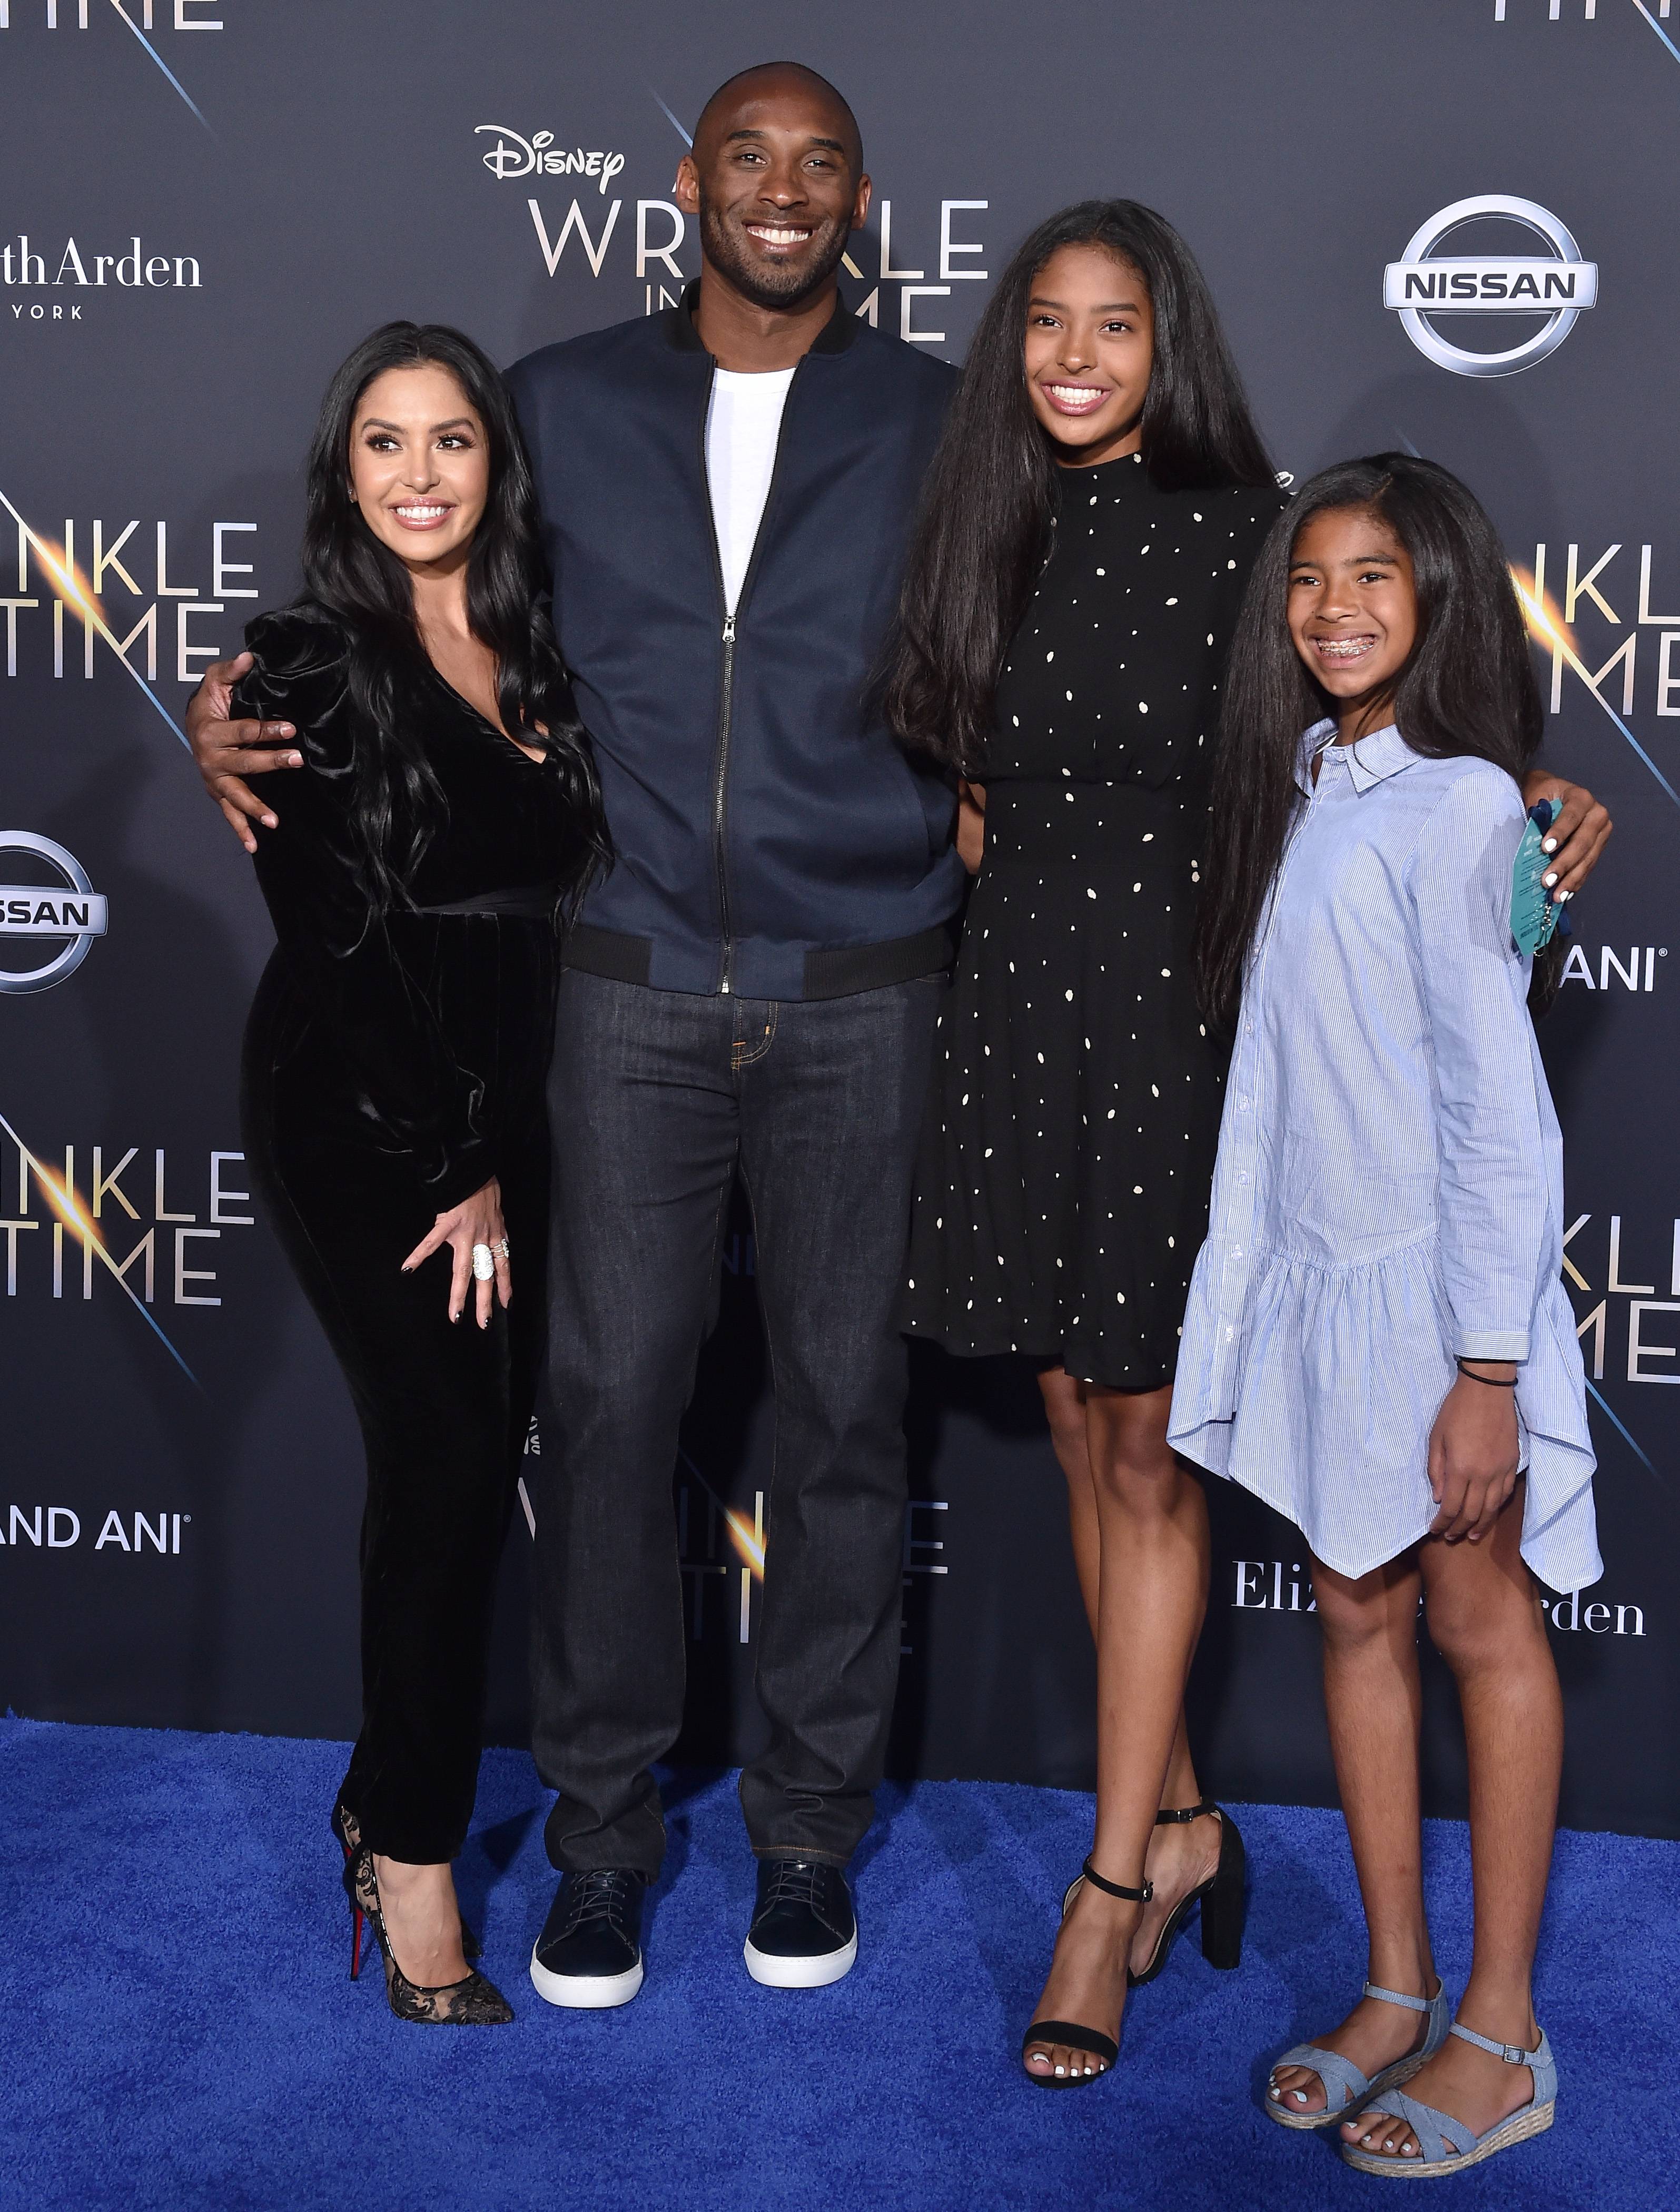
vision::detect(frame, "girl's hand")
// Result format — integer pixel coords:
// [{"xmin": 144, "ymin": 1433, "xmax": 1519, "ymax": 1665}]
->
[
  {"xmin": 401, "ymin": 1178, "xmax": 511, "ymax": 1328},
  {"xmin": 1519, "ymin": 771, "xmax": 1611, "ymax": 898},
  {"xmin": 956, "ymin": 779, "xmax": 986, "ymax": 875},
  {"xmin": 1426, "ymin": 1368, "xmax": 1519, "ymax": 1544}
]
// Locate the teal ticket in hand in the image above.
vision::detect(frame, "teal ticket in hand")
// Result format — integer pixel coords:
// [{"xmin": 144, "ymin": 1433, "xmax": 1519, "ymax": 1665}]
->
[{"xmin": 1510, "ymin": 799, "xmax": 1562, "ymax": 959}]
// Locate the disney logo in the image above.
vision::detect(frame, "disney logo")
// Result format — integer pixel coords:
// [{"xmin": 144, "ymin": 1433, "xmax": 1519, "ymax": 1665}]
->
[{"xmin": 476, "ymin": 125, "xmax": 626, "ymax": 192}]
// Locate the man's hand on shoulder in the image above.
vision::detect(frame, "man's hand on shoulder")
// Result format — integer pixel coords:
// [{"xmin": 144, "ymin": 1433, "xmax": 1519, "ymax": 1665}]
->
[
  {"xmin": 1520, "ymin": 769, "xmax": 1612, "ymax": 901},
  {"xmin": 187, "ymin": 651, "xmax": 303, "ymax": 855}
]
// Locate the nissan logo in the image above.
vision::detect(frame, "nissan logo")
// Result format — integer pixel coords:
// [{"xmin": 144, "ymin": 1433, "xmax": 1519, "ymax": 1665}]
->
[
  {"xmin": 0, "ymin": 830, "xmax": 108, "ymax": 994},
  {"xmin": 1384, "ymin": 195, "xmax": 1597, "ymax": 378}
]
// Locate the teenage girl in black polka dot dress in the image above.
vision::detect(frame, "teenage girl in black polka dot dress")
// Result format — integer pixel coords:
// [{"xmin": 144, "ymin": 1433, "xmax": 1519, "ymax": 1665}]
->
[
  {"xmin": 905, "ymin": 453, "xmax": 1281, "ymax": 1384},
  {"xmin": 887, "ymin": 201, "xmax": 1288, "ymax": 2090}
]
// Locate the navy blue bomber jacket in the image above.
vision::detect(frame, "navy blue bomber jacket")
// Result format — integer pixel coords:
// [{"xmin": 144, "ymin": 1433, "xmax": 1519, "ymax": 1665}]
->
[{"xmin": 506, "ymin": 285, "xmax": 965, "ymax": 1001}]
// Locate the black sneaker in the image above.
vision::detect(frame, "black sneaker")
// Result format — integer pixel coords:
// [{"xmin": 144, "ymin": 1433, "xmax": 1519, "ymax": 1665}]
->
[
  {"xmin": 743, "ymin": 1856, "xmax": 857, "ymax": 1989},
  {"xmin": 529, "ymin": 1868, "xmax": 647, "ymax": 2009}
]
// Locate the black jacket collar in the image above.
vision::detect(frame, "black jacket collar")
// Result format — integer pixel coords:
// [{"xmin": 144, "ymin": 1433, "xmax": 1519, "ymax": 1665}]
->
[{"xmin": 664, "ymin": 277, "xmax": 858, "ymax": 357}]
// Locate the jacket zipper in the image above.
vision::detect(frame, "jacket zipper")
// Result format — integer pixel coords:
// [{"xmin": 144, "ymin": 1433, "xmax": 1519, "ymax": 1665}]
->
[
  {"xmin": 715, "ymin": 608, "xmax": 737, "ymax": 992},
  {"xmin": 700, "ymin": 353, "xmax": 802, "ymax": 997},
  {"xmin": 697, "ymin": 372, "xmax": 737, "ymax": 997}
]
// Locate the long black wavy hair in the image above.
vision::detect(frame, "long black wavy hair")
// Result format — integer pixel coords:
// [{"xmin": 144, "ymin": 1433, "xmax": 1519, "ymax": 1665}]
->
[
  {"xmin": 1194, "ymin": 452, "xmax": 1557, "ymax": 1029},
  {"xmin": 300, "ymin": 320, "xmax": 606, "ymax": 905},
  {"xmin": 884, "ymin": 199, "xmax": 1277, "ymax": 773}
]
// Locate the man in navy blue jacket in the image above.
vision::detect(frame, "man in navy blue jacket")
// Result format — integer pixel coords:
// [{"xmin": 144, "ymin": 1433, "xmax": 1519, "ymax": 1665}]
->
[
  {"xmin": 191, "ymin": 62, "xmax": 961, "ymax": 2003},
  {"xmin": 500, "ymin": 65, "xmax": 961, "ymax": 2005}
]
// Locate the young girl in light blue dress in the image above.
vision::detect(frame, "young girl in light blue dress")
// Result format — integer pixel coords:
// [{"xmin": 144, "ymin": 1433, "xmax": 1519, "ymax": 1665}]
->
[{"xmin": 1170, "ymin": 455, "xmax": 1598, "ymax": 2179}]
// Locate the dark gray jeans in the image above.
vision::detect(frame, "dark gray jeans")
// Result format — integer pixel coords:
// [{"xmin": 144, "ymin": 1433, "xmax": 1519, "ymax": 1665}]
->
[{"xmin": 530, "ymin": 969, "xmax": 943, "ymax": 1875}]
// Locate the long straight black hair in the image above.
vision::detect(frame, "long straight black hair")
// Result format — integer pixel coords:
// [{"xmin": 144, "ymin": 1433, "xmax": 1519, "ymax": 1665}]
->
[
  {"xmin": 300, "ymin": 320, "xmax": 606, "ymax": 905},
  {"xmin": 1194, "ymin": 452, "xmax": 1555, "ymax": 1029},
  {"xmin": 884, "ymin": 199, "xmax": 1277, "ymax": 773}
]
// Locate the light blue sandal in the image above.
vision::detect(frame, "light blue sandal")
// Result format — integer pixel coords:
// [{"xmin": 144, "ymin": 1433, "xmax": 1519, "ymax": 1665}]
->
[
  {"xmin": 1264, "ymin": 1981, "xmax": 1450, "ymax": 2131},
  {"xmin": 1340, "ymin": 2021, "xmax": 1557, "ymax": 2176}
]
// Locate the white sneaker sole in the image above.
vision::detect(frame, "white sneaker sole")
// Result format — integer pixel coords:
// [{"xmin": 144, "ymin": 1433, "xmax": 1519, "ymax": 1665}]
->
[
  {"xmin": 743, "ymin": 1929, "xmax": 858, "ymax": 1989},
  {"xmin": 528, "ymin": 1944, "xmax": 645, "ymax": 2010}
]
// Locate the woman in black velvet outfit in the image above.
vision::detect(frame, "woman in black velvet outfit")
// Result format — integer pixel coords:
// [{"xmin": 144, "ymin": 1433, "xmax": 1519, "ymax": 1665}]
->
[{"xmin": 233, "ymin": 323, "xmax": 605, "ymax": 2025}]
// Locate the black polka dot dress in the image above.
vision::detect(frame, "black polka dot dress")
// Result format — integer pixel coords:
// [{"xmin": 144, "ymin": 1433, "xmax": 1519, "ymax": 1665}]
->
[{"xmin": 901, "ymin": 455, "xmax": 1289, "ymax": 1389}]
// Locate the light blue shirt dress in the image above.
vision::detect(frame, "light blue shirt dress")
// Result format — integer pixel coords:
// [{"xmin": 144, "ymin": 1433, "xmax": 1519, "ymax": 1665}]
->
[{"xmin": 1168, "ymin": 722, "xmax": 1599, "ymax": 1592}]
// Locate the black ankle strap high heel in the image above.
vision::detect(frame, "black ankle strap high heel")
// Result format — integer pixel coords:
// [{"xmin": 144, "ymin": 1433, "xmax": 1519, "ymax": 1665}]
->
[
  {"xmin": 1128, "ymin": 1801, "xmax": 1248, "ymax": 1988},
  {"xmin": 1022, "ymin": 1857, "xmax": 1152, "ymax": 2087}
]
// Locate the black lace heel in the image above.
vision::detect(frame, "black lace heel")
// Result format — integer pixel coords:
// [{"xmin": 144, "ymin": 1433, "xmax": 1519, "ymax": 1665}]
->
[
  {"xmin": 340, "ymin": 1841, "xmax": 513, "ymax": 2026},
  {"xmin": 1022, "ymin": 1860, "xmax": 1150, "ymax": 2088},
  {"xmin": 1127, "ymin": 1799, "xmax": 1247, "ymax": 1987},
  {"xmin": 332, "ymin": 1799, "xmax": 480, "ymax": 1962}
]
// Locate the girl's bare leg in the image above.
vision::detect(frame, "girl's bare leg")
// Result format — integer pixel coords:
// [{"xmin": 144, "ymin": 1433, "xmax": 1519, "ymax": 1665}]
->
[
  {"xmin": 1346, "ymin": 1488, "xmax": 1561, "ymax": 2161},
  {"xmin": 1037, "ymin": 1367, "xmax": 1218, "ymax": 1980},
  {"xmin": 1024, "ymin": 1380, "xmax": 1209, "ymax": 2078},
  {"xmin": 1269, "ymin": 1550, "xmax": 1438, "ymax": 2117}
]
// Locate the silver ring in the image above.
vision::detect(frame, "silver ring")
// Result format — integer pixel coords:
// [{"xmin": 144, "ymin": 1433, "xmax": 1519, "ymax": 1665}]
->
[
  {"xmin": 471, "ymin": 1243, "xmax": 496, "ymax": 1282},
  {"xmin": 490, "ymin": 1236, "xmax": 510, "ymax": 1259}
]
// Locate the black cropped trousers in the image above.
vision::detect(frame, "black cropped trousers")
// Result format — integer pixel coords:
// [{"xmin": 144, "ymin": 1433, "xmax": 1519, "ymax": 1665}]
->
[{"xmin": 242, "ymin": 959, "xmax": 547, "ymax": 1864}]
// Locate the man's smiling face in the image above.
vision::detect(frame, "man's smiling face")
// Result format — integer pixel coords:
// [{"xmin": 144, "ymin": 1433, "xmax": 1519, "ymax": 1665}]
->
[{"xmin": 677, "ymin": 66, "xmax": 869, "ymax": 313}]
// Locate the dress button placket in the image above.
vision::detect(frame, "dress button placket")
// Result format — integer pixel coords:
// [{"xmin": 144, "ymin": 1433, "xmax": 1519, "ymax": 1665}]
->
[
  {"xmin": 1213, "ymin": 1028, "xmax": 1258, "ymax": 1390},
  {"xmin": 1209, "ymin": 759, "xmax": 1323, "ymax": 1407}
]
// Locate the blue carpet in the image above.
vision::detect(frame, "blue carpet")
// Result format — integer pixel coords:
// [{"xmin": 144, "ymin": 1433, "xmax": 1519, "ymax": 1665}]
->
[{"xmin": 1, "ymin": 1717, "xmax": 1674, "ymax": 2211}]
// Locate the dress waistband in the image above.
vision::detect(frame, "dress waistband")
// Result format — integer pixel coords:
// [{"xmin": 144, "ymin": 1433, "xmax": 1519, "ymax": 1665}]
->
[{"xmin": 415, "ymin": 882, "xmax": 561, "ymax": 920}]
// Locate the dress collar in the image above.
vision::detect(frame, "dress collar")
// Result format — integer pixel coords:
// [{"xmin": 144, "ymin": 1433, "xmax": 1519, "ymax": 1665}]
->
[{"xmin": 1294, "ymin": 718, "xmax": 1416, "ymax": 797}]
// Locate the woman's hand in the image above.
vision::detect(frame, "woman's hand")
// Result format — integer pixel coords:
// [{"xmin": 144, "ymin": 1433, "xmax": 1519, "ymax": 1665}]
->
[
  {"xmin": 1519, "ymin": 771, "xmax": 1611, "ymax": 899},
  {"xmin": 957, "ymin": 778, "xmax": 986, "ymax": 875},
  {"xmin": 1426, "ymin": 1367, "xmax": 1520, "ymax": 1544},
  {"xmin": 401, "ymin": 1178, "xmax": 511, "ymax": 1327}
]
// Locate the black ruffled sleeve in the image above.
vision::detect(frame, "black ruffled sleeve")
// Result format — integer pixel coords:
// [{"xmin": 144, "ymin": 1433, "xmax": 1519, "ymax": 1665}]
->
[{"xmin": 234, "ymin": 605, "xmax": 498, "ymax": 1213}]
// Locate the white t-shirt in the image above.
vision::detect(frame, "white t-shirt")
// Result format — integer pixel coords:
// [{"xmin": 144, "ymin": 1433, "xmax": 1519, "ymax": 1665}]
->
[{"xmin": 705, "ymin": 366, "xmax": 795, "ymax": 616}]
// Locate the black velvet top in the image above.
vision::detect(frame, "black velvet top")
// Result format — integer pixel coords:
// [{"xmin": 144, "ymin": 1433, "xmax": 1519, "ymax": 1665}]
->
[{"xmin": 234, "ymin": 602, "xmax": 598, "ymax": 1210}]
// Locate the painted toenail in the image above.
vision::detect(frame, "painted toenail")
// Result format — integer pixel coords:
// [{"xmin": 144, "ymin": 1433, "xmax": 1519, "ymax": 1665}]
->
[
  {"xmin": 1054, "ymin": 2065, "xmax": 1065, "ymax": 2077},
  {"xmin": 1269, "ymin": 2088, "xmax": 1280, "ymax": 2100},
  {"xmin": 1292, "ymin": 2091, "xmax": 1307, "ymax": 2104}
]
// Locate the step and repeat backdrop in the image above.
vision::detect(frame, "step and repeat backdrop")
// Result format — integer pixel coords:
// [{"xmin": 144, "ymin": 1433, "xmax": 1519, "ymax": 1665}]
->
[{"xmin": 3, "ymin": 0, "xmax": 1676, "ymax": 1835}]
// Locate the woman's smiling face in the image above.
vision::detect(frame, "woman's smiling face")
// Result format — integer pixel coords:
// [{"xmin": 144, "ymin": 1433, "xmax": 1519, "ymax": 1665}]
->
[
  {"xmin": 1022, "ymin": 242, "xmax": 1155, "ymax": 466},
  {"xmin": 1287, "ymin": 505, "xmax": 1420, "ymax": 736},
  {"xmin": 348, "ymin": 361, "xmax": 490, "ymax": 572}
]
